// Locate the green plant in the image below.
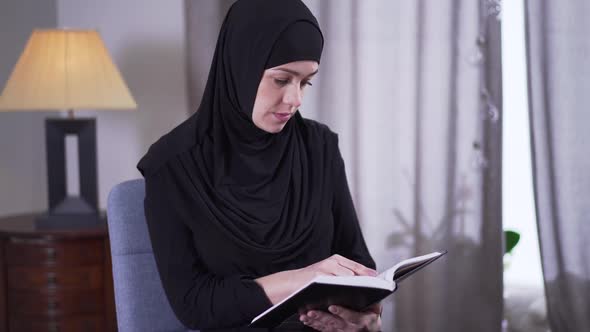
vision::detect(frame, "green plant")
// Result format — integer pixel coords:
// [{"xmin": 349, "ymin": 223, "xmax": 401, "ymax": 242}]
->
[
  {"xmin": 503, "ymin": 229, "xmax": 520, "ymax": 271},
  {"xmin": 504, "ymin": 230, "xmax": 520, "ymax": 255}
]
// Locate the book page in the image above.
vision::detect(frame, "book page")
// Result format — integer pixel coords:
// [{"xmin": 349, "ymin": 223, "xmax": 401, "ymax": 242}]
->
[{"xmin": 377, "ymin": 251, "xmax": 444, "ymax": 282}]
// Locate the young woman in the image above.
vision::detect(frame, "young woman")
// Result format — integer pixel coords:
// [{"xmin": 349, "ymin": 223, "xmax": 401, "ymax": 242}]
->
[{"xmin": 138, "ymin": 1, "xmax": 382, "ymax": 331}]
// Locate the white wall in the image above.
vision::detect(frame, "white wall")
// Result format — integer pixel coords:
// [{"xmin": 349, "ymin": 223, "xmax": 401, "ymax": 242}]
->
[
  {"xmin": 0, "ymin": 0, "xmax": 57, "ymax": 215},
  {"xmin": 56, "ymin": 0, "xmax": 190, "ymax": 210}
]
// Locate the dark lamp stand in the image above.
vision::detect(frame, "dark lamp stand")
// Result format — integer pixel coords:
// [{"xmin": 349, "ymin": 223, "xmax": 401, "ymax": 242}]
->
[{"xmin": 36, "ymin": 117, "xmax": 102, "ymax": 228}]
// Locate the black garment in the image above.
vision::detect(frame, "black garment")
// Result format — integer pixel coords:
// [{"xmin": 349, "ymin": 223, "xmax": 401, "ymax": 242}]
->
[
  {"xmin": 265, "ymin": 20, "xmax": 323, "ymax": 69},
  {"xmin": 137, "ymin": 0, "xmax": 374, "ymax": 331},
  {"xmin": 141, "ymin": 126, "xmax": 373, "ymax": 331}
]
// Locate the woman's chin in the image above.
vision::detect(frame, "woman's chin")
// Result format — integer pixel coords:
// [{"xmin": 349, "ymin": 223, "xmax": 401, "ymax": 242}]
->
[
  {"xmin": 267, "ymin": 125, "xmax": 287, "ymax": 134},
  {"xmin": 257, "ymin": 121, "xmax": 288, "ymax": 134}
]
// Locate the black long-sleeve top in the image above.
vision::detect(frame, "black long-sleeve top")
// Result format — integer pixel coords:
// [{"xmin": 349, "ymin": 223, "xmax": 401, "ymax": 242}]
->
[{"xmin": 139, "ymin": 120, "xmax": 375, "ymax": 332}]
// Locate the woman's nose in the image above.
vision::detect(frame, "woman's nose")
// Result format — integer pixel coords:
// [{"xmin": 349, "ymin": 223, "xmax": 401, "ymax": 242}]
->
[{"xmin": 283, "ymin": 84, "xmax": 302, "ymax": 109}]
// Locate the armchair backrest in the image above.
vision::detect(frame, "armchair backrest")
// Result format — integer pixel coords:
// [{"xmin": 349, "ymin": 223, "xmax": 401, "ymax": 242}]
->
[{"xmin": 106, "ymin": 179, "xmax": 198, "ymax": 332}]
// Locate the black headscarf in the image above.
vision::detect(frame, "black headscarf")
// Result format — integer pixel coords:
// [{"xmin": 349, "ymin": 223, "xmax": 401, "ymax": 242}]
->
[{"xmin": 139, "ymin": 0, "xmax": 332, "ymax": 266}]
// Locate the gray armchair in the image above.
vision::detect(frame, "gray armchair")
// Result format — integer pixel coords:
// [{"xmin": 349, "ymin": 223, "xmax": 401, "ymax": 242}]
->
[{"xmin": 106, "ymin": 179, "xmax": 198, "ymax": 332}]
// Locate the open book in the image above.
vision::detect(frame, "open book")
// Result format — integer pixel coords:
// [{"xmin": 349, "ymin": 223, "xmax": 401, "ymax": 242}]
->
[{"xmin": 250, "ymin": 251, "xmax": 447, "ymax": 328}]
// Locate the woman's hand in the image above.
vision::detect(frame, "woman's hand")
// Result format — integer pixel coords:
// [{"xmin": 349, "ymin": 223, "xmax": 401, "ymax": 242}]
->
[
  {"xmin": 255, "ymin": 255, "xmax": 377, "ymax": 305},
  {"xmin": 300, "ymin": 302, "xmax": 382, "ymax": 332},
  {"xmin": 294, "ymin": 254, "xmax": 377, "ymax": 281}
]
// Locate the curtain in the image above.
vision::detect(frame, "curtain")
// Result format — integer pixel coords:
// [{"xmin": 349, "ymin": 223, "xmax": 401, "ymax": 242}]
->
[
  {"xmin": 525, "ymin": 1, "xmax": 590, "ymax": 331},
  {"xmin": 186, "ymin": 1, "xmax": 504, "ymax": 331}
]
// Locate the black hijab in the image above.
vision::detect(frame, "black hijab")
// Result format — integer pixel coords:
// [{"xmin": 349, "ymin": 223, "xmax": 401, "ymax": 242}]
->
[{"xmin": 138, "ymin": 0, "xmax": 334, "ymax": 267}]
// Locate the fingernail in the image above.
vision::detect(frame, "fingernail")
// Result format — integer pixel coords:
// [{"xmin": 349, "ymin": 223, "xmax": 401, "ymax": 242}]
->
[{"xmin": 329, "ymin": 306, "xmax": 338, "ymax": 313}]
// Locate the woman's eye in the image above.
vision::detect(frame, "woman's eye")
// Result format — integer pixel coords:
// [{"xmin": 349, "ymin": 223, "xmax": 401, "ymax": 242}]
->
[
  {"xmin": 274, "ymin": 78, "xmax": 290, "ymax": 86},
  {"xmin": 301, "ymin": 80, "xmax": 313, "ymax": 87}
]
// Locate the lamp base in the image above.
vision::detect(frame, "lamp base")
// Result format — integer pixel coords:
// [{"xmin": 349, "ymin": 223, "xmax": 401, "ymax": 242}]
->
[
  {"xmin": 52, "ymin": 196, "xmax": 97, "ymax": 215},
  {"xmin": 46, "ymin": 118, "xmax": 98, "ymax": 214}
]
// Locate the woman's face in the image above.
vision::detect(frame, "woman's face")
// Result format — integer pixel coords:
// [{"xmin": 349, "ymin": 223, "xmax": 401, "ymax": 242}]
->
[{"xmin": 252, "ymin": 60, "xmax": 319, "ymax": 133}]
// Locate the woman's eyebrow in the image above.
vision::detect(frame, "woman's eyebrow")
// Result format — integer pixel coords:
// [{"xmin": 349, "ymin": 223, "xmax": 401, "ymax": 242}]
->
[{"xmin": 275, "ymin": 68, "xmax": 319, "ymax": 77}]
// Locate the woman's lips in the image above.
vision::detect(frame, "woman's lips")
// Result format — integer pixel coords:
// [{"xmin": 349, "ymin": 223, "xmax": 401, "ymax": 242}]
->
[{"xmin": 273, "ymin": 112, "xmax": 292, "ymax": 122}]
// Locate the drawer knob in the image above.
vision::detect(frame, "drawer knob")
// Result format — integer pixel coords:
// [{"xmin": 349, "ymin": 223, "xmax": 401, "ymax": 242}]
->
[
  {"xmin": 46, "ymin": 247, "xmax": 57, "ymax": 260},
  {"xmin": 49, "ymin": 322, "xmax": 60, "ymax": 332},
  {"xmin": 47, "ymin": 274, "xmax": 58, "ymax": 286},
  {"xmin": 48, "ymin": 300, "xmax": 59, "ymax": 310}
]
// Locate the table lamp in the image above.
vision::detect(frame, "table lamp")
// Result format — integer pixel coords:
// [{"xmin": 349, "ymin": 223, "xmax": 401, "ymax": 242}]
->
[{"xmin": 0, "ymin": 29, "xmax": 137, "ymax": 228}]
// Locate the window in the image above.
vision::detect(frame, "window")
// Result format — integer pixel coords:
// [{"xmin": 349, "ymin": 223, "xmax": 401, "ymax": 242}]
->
[{"xmin": 501, "ymin": 0, "xmax": 544, "ymax": 287}]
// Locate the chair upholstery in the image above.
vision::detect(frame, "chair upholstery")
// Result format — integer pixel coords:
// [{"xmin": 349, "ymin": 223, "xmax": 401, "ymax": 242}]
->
[{"xmin": 106, "ymin": 179, "xmax": 198, "ymax": 332}]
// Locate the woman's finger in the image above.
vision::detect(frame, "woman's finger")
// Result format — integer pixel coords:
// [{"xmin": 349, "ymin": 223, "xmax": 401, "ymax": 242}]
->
[
  {"xmin": 328, "ymin": 305, "xmax": 365, "ymax": 325},
  {"xmin": 321, "ymin": 259, "xmax": 356, "ymax": 276},
  {"xmin": 300, "ymin": 313, "xmax": 324, "ymax": 331},
  {"xmin": 306, "ymin": 310, "xmax": 347, "ymax": 331},
  {"xmin": 365, "ymin": 302, "xmax": 383, "ymax": 315},
  {"xmin": 331, "ymin": 255, "xmax": 377, "ymax": 276}
]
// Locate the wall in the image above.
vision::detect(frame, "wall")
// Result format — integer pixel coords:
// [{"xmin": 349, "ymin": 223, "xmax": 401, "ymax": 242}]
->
[
  {"xmin": 0, "ymin": 0, "xmax": 190, "ymax": 216},
  {"xmin": 57, "ymin": 0, "xmax": 190, "ymax": 210},
  {"xmin": 0, "ymin": 0, "xmax": 57, "ymax": 215}
]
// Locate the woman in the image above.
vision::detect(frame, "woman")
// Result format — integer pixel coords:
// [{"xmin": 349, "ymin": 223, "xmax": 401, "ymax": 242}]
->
[{"xmin": 138, "ymin": 0, "xmax": 382, "ymax": 331}]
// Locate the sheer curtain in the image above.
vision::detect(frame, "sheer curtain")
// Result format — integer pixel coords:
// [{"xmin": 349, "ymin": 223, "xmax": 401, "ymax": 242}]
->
[
  {"xmin": 186, "ymin": 1, "xmax": 503, "ymax": 331},
  {"xmin": 525, "ymin": 1, "xmax": 590, "ymax": 331}
]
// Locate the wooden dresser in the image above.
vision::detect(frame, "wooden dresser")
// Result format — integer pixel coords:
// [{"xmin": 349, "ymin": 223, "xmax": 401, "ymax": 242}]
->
[{"xmin": 0, "ymin": 214, "xmax": 116, "ymax": 332}]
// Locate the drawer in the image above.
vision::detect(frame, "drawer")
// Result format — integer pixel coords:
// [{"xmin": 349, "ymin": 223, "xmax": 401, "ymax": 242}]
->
[
  {"xmin": 9, "ymin": 315, "xmax": 104, "ymax": 332},
  {"xmin": 5, "ymin": 239, "xmax": 104, "ymax": 266},
  {"xmin": 7, "ymin": 266, "xmax": 103, "ymax": 290},
  {"xmin": 8, "ymin": 289, "xmax": 104, "ymax": 316}
]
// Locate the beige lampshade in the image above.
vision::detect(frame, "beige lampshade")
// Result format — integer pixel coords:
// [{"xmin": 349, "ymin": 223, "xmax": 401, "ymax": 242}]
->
[{"xmin": 0, "ymin": 29, "xmax": 137, "ymax": 111}]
